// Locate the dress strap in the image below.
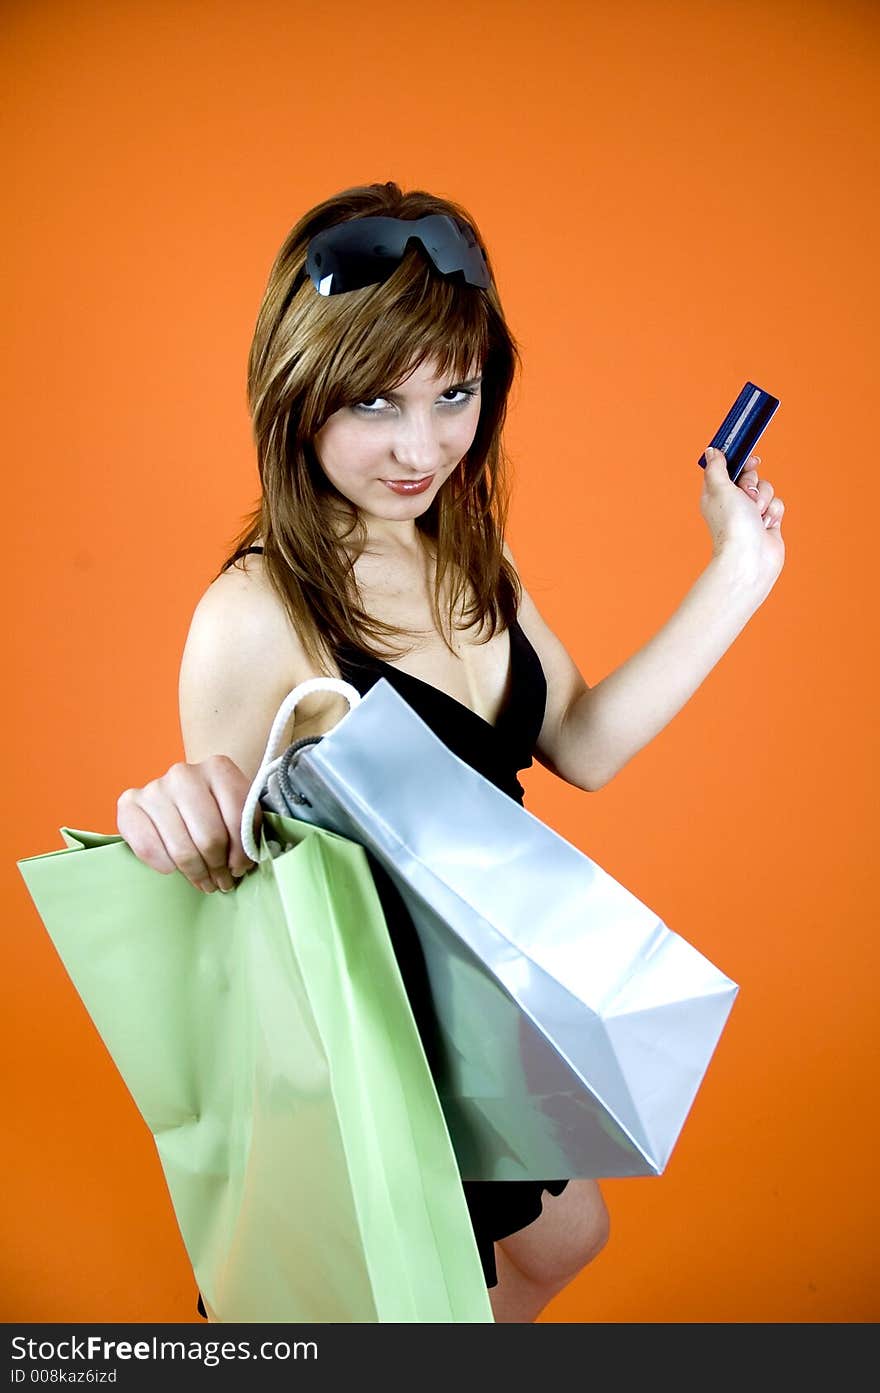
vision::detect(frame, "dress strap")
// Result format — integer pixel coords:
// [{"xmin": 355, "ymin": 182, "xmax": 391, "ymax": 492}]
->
[{"xmin": 222, "ymin": 545, "xmax": 265, "ymax": 570}]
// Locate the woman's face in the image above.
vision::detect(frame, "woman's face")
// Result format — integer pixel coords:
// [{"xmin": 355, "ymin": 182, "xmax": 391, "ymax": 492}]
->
[{"xmin": 312, "ymin": 355, "xmax": 482, "ymax": 547}]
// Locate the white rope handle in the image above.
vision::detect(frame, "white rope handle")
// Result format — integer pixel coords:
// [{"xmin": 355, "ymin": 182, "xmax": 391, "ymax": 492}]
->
[{"xmin": 240, "ymin": 676, "xmax": 362, "ymax": 864}]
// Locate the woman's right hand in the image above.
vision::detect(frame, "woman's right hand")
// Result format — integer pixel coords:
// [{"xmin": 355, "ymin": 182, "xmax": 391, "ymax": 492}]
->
[{"xmin": 116, "ymin": 755, "xmax": 262, "ymax": 894}]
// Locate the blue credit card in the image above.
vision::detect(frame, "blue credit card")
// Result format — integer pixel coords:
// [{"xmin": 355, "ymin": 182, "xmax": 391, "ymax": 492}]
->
[{"xmin": 699, "ymin": 382, "xmax": 781, "ymax": 483}]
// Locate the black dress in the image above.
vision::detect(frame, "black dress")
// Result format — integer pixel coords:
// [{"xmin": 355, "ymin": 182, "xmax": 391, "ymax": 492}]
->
[{"xmin": 196, "ymin": 547, "xmax": 568, "ymax": 1317}]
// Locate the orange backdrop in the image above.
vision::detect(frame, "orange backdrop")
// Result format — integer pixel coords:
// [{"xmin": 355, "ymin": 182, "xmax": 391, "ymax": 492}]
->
[{"xmin": 4, "ymin": 0, "xmax": 877, "ymax": 1324}]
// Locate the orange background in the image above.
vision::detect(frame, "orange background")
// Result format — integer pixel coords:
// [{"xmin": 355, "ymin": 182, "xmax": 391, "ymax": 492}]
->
[{"xmin": 4, "ymin": 0, "xmax": 878, "ymax": 1324}]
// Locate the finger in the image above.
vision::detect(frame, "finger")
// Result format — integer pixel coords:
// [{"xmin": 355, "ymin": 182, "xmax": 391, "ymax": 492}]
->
[
  {"xmin": 738, "ymin": 456, "xmax": 762, "ymax": 496},
  {"xmin": 764, "ymin": 499, "xmax": 785, "ymax": 529},
  {"xmin": 117, "ymin": 796, "xmax": 179, "ymax": 875},
  {"xmin": 754, "ymin": 479, "xmax": 775, "ymax": 515},
  {"xmin": 740, "ymin": 475, "xmax": 775, "ymax": 512},
  {"xmin": 702, "ymin": 446, "xmax": 729, "ymax": 487},
  {"xmin": 203, "ymin": 755, "xmax": 262, "ymax": 878},
  {"xmin": 138, "ymin": 777, "xmax": 231, "ymax": 892},
  {"xmin": 169, "ymin": 768, "xmax": 245, "ymax": 892}
]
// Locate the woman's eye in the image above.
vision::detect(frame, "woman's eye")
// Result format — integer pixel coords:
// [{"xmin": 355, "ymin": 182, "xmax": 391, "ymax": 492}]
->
[{"xmin": 352, "ymin": 386, "xmax": 479, "ymax": 414}]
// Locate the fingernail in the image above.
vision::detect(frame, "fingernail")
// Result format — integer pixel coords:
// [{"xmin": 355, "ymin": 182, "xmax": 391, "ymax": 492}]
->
[{"xmin": 197, "ymin": 879, "xmax": 216, "ymax": 894}]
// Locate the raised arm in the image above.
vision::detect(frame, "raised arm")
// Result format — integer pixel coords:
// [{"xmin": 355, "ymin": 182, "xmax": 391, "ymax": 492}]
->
[{"xmin": 506, "ymin": 447, "xmax": 786, "ymax": 792}]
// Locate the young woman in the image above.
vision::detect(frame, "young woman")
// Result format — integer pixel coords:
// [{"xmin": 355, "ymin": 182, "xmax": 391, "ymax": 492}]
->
[{"xmin": 116, "ymin": 180, "xmax": 786, "ymax": 1323}]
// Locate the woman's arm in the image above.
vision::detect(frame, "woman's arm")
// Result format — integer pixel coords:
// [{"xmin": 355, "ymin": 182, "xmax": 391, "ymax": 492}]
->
[
  {"xmin": 557, "ymin": 551, "xmax": 769, "ymax": 791},
  {"xmin": 507, "ymin": 448, "xmax": 785, "ymax": 792},
  {"xmin": 117, "ymin": 565, "xmax": 307, "ymax": 893},
  {"xmin": 178, "ymin": 565, "xmax": 306, "ymax": 783},
  {"xmin": 513, "ymin": 550, "xmax": 769, "ymax": 793}
]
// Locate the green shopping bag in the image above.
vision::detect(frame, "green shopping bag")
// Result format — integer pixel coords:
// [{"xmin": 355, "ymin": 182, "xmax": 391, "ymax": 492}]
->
[{"xmin": 16, "ymin": 810, "xmax": 493, "ymax": 1323}]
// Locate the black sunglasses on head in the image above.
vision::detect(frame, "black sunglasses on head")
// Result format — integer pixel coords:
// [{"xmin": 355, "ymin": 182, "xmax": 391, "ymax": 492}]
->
[{"xmin": 304, "ymin": 213, "xmax": 492, "ymax": 295}]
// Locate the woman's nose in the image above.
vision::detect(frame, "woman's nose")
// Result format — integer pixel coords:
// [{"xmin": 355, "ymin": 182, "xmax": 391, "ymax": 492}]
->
[{"xmin": 391, "ymin": 414, "xmax": 444, "ymax": 474}]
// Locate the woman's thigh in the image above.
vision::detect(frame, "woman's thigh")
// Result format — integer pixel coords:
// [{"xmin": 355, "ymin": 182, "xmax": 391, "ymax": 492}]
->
[{"xmin": 496, "ymin": 1179, "xmax": 609, "ymax": 1289}]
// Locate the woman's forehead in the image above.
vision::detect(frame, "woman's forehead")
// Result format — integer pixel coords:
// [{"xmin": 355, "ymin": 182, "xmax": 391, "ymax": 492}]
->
[{"xmin": 393, "ymin": 352, "xmax": 482, "ymax": 388}]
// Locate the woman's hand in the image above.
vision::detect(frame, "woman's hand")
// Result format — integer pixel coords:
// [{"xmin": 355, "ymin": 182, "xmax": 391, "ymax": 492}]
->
[
  {"xmin": 700, "ymin": 446, "xmax": 786, "ymax": 587},
  {"xmin": 116, "ymin": 755, "xmax": 262, "ymax": 894}
]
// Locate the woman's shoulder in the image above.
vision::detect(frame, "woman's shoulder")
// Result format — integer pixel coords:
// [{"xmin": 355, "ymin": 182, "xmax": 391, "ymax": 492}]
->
[
  {"xmin": 189, "ymin": 544, "xmax": 308, "ymax": 681},
  {"xmin": 180, "ymin": 550, "xmax": 325, "ymax": 774},
  {"xmin": 188, "ymin": 543, "xmax": 358, "ymax": 749}
]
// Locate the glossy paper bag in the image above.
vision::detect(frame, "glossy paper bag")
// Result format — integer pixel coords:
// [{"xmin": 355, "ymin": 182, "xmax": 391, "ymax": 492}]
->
[{"xmin": 250, "ymin": 677, "xmax": 739, "ymax": 1183}]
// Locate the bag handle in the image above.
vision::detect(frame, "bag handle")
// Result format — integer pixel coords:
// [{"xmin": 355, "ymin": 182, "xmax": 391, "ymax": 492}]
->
[{"xmin": 241, "ymin": 677, "xmax": 362, "ymax": 863}]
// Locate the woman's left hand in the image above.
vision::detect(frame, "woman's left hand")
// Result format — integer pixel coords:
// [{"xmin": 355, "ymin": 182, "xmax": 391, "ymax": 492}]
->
[{"xmin": 700, "ymin": 446, "xmax": 786, "ymax": 587}]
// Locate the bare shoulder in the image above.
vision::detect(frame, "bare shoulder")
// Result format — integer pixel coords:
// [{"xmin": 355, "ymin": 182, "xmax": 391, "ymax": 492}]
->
[
  {"xmin": 193, "ymin": 554, "xmax": 305, "ymax": 663},
  {"xmin": 178, "ymin": 556, "xmax": 340, "ymax": 782}
]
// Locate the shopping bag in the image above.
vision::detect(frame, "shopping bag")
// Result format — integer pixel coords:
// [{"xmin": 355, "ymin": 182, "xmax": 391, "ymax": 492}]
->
[
  {"xmin": 16, "ymin": 810, "xmax": 494, "ymax": 1323},
  {"xmin": 245, "ymin": 676, "xmax": 740, "ymax": 1184}
]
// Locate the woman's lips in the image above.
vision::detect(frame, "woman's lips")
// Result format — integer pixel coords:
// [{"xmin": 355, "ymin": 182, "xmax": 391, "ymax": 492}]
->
[{"xmin": 381, "ymin": 474, "xmax": 435, "ymax": 495}]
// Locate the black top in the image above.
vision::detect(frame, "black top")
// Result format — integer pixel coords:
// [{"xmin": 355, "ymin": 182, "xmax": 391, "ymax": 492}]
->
[
  {"xmin": 332, "ymin": 621, "xmax": 546, "ymax": 804},
  {"xmin": 229, "ymin": 545, "xmax": 547, "ymax": 804}
]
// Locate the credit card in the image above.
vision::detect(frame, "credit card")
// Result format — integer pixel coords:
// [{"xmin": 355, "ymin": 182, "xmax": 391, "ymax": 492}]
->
[{"xmin": 699, "ymin": 382, "xmax": 781, "ymax": 483}]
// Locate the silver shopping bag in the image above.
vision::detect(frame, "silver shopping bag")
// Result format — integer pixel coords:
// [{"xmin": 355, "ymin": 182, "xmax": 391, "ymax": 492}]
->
[{"xmin": 243, "ymin": 676, "xmax": 738, "ymax": 1182}]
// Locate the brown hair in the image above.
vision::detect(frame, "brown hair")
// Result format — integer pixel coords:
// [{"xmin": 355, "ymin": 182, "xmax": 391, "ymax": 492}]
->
[{"xmin": 216, "ymin": 179, "xmax": 523, "ymax": 670}]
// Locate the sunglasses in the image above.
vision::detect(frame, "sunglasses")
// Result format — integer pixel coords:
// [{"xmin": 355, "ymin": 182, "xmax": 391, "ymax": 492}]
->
[{"xmin": 304, "ymin": 213, "xmax": 492, "ymax": 295}]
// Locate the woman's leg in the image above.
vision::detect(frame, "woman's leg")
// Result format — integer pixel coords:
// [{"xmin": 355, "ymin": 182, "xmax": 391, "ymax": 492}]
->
[{"xmin": 488, "ymin": 1179, "xmax": 610, "ymax": 1324}]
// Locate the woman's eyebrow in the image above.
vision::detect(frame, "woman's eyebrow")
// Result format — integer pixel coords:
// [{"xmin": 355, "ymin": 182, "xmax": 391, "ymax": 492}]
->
[{"xmin": 383, "ymin": 375, "xmax": 483, "ymax": 399}]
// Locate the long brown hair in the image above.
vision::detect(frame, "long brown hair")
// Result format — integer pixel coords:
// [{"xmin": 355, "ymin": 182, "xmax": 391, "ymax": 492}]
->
[{"xmin": 216, "ymin": 180, "xmax": 524, "ymax": 670}]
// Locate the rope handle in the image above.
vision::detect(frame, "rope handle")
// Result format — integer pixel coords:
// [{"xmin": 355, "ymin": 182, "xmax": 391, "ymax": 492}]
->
[{"xmin": 240, "ymin": 676, "xmax": 362, "ymax": 863}]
